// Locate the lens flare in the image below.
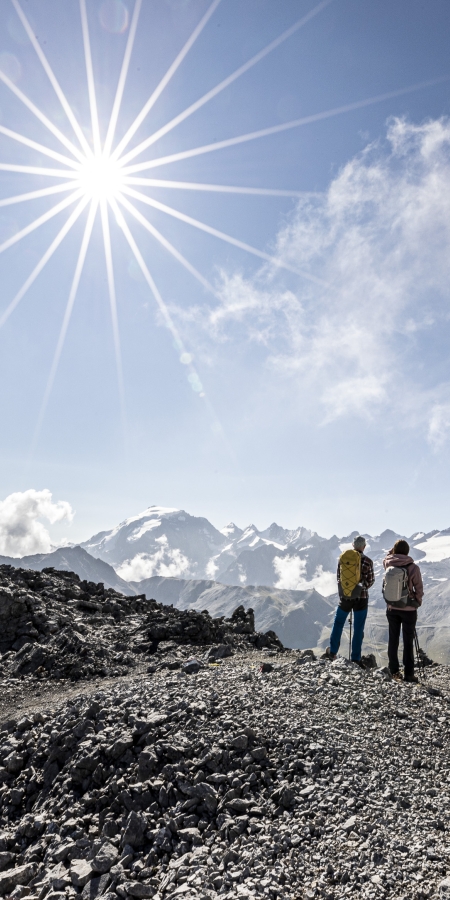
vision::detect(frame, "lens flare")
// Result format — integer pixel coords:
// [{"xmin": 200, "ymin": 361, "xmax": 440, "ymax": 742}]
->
[
  {"xmin": 0, "ymin": 52, "xmax": 21, "ymax": 84},
  {"xmin": 99, "ymin": 0, "xmax": 129, "ymax": 34}
]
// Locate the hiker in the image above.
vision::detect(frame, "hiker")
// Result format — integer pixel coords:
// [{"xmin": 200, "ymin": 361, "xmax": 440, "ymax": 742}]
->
[
  {"xmin": 328, "ymin": 535, "xmax": 374, "ymax": 665},
  {"xmin": 382, "ymin": 539, "xmax": 423, "ymax": 683}
]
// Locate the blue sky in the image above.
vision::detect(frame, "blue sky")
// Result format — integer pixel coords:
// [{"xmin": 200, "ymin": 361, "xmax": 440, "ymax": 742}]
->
[{"xmin": 0, "ymin": 0, "xmax": 450, "ymax": 547}]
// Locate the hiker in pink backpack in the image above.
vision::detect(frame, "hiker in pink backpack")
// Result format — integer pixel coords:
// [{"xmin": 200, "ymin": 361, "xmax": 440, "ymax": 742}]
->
[{"xmin": 383, "ymin": 539, "xmax": 423, "ymax": 683}]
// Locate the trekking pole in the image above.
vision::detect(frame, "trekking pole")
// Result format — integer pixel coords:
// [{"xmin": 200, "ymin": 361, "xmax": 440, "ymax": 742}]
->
[
  {"xmin": 414, "ymin": 629, "xmax": 421, "ymax": 679},
  {"xmin": 414, "ymin": 629, "xmax": 425, "ymax": 680},
  {"xmin": 349, "ymin": 610, "xmax": 353, "ymax": 661}
]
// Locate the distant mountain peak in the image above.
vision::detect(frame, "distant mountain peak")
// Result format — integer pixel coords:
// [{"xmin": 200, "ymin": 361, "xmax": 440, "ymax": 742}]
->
[
  {"xmin": 125, "ymin": 505, "xmax": 180, "ymax": 523},
  {"xmin": 220, "ymin": 523, "xmax": 243, "ymax": 538},
  {"xmin": 241, "ymin": 524, "xmax": 259, "ymax": 536}
]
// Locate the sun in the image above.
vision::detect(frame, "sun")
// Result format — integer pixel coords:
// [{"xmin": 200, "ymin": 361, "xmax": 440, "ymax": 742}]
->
[{"xmin": 75, "ymin": 154, "xmax": 125, "ymax": 202}]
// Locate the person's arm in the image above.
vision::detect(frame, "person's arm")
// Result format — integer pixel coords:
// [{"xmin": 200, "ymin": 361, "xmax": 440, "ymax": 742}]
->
[
  {"xmin": 361, "ymin": 556, "xmax": 375, "ymax": 589},
  {"xmin": 410, "ymin": 565, "xmax": 424, "ymax": 606}
]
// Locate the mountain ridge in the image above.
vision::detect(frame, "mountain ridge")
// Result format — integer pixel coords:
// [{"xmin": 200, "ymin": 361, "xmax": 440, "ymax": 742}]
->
[
  {"xmin": 0, "ymin": 545, "xmax": 134, "ymax": 595},
  {"xmin": 79, "ymin": 505, "xmax": 450, "ymax": 598}
]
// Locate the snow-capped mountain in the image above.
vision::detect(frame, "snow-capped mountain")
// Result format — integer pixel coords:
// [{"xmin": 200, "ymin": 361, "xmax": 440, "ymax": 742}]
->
[
  {"xmin": 81, "ymin": 506, "xmax": 450, "ymax": 610},
  {"xmin": 81, "ymin": 506, "xmax": 227, "ymax": 581},
  {"xmin": 80, "ymin": 505, "xmax": 331, "ymax": 591}
]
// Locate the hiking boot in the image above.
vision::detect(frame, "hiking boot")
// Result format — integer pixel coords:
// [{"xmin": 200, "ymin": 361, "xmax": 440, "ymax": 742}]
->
[
  {"xmin": 404, "ymin": 675, "xmax": 419, "ymax": 684},
  {"xmin": 353, "ymin": 660, "xmax": 366, "ymax": 670},
  {"xmin": 324, "ymin": 647, "xmax": 337, "ymax": 661},
  {"xmin": 391, "ymin": 671, "xmax": 403, "ymax": 682}
]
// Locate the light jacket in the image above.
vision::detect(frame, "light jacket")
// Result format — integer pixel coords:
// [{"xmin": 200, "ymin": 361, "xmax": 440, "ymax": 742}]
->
[{"xmin": 383, "ymin": 552, "xmax": 424, "ymax": 611}]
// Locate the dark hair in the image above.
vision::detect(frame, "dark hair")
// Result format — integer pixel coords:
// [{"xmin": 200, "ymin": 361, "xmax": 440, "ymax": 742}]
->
[{"xmin": 392, "ymin": 539, "xmax": 410, "ymax": 555}]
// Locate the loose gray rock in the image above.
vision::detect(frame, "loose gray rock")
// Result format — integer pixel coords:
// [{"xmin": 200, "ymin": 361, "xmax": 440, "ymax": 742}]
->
[
  {"xmin": 0, "ymin": 566, "xmax": 283, "ymax": 683},
  {"xmin": 0, "ymin": 564, "xmax": 449, "ymax": 900},
  {"xmin": 0, "ymin": 853, "xmax": 15, "ymax": 872},
  {"xmin": 206, "ymin": 644, "xmax": 233, "ymax": 661},
  {"xmin": 91, "ymin": 842, "xmax": 118, "ymax": 874},
  {"xmin": 121, "ymin": 811, "xmax": 146, "ymax": 848},
  {"xmin": 122, "ymin": 883, "xmax": 155, "ymax": 898},
  {"xmin": 81, "ymin": 873, "xmax": 111, "ymax": 900},
  {"xmin": 182, "ymin": 658, "xmax": 204, "ymax": 674},
  {"xmin": 70, "ymin": 860, "xmax": 93, "ymax": 888},
  {"xmin": 0, "ymin": 864, "xmax": 37, "ymax": 896}
]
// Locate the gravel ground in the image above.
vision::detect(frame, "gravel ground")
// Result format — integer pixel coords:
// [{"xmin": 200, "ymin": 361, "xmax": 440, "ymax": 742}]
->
[
  {"xmin": 1, "ymin": 651, "xmax": 450, "ymax": 900},
  {"xmin": 1, "ymin": 565, "xmax": 450, "ymax": 900}
]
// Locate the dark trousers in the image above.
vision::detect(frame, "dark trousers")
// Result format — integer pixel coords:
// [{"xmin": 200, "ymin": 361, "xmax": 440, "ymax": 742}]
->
[{"xmin": 386, "ymin": 609, "xmax": 417, "ymax": 679}]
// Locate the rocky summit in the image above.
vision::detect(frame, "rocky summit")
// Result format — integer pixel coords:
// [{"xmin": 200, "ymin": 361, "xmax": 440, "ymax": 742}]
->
[
  {"xmin": 0, "ymin": 566, "xmax": 450, "ymax": 900},
  {"xmin": 0, "ymin": 565, "xmax": 282, "ymax": 684}
]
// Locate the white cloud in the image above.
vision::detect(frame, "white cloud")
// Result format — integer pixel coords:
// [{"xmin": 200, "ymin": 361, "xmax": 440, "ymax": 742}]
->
[
  {"xmin": 305, "ymin": 566, "xmax": 338, "ymax": 597},
  {"xmin": 205, "ymin": 558, "xmax": 219, "ymax": 580},
  {"xmin": 179, "ymin": 117, "xmax": 450, "ymax": 443},
  {"xmin": 117, "ymin": 535, "xmax": 190, "ymax": 581},
  {"xmin": 273, "ymin": 555, "xmax": 337, "ymax": 596},
  {"xmin": 428, "ymin": 402, "xmax": 450, "ymax": 450},
  {"xmin": 0, "ymin": 489, "xmax": 73, "ymax": 557},
  {"xmin": 273, "ymin": 555, "xmax": 306, "ymax": 589}
]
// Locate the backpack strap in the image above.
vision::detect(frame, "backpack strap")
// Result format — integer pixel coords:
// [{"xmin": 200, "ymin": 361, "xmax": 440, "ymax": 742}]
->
[{"xmin": 403, "ymin": 562, "xmax": 414, "ymax": 597}]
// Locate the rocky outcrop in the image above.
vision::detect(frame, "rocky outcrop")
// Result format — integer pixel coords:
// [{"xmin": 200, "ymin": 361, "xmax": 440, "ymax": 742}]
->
[
  {"xmin": 0, "ymin": 566, "xmax": 283, "ymax": 682},
  {"xmin": 130, "ymin": 577, "xmax": 334, "ymax": 651},
  {"xmin": 0, "ymin": 547, "xmax": 134, "ymax": 596}
]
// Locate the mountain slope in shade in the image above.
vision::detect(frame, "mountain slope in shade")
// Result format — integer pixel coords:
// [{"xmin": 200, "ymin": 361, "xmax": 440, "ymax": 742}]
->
[
  {"xmin": 130, "ymin": 574, "xmax": 335, "ymax": 650},
  {"xmin": 0, "ymin": 546, "xmax": 134, "ymax": 595}
]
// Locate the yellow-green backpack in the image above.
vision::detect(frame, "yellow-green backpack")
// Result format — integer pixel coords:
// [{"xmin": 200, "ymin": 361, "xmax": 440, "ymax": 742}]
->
[{"xmin": 339, "ymin": 549, "xmax": 362, "ymax": 599}]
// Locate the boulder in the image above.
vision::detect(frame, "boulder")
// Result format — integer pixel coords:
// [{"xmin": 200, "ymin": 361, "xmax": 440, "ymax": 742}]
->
[
  {"xmin": 0, "ymin": 864, "xmax": 37, "ymax": 896},
  {"xmin": 91, "ymin": 842, "xmax": 118, "ymax": 874},
  {"xmin": 70, "ymin": 860, "xmax": 93, "ymax": 888},
  {"xmin": 121, "ymin": 811, "xmax": 147, "ymax": 848}
]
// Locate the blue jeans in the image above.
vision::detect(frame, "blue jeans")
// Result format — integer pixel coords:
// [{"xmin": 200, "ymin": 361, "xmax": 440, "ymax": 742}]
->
[{"xmin": 329, "ymin": 606, "xmax": 368, "ymax": 661}]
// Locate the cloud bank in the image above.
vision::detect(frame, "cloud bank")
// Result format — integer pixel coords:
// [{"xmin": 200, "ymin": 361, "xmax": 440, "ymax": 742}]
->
[
  {"xmin": 0, "ymin": 489, "xmax": 73, "ymax": 557},
  {"xmin": 273, "ymin": 555, "xmax": 337, "ymax": 596},
  {"xmin": 117, "ymin": 535, "xmax": 190, "ymax": 581},
  {"xmin": 181, "ymin": 117, "xmax": 450, "ymax": 444}
]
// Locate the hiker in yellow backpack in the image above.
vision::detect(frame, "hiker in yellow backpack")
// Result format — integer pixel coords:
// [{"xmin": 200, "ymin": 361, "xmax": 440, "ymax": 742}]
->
[{"xmin": 327, "ymin": 535, "xmax": 374, "ymax": 668}]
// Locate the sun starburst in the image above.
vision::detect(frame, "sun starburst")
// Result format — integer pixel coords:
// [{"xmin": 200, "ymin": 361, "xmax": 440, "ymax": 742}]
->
[
  {"xmin": 74, "ymin": 154, "xmax": 124, "ymax": 202},
  {"xmin": 0, "ymin": 0, "xmax": 445, "ymax": 442}
]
